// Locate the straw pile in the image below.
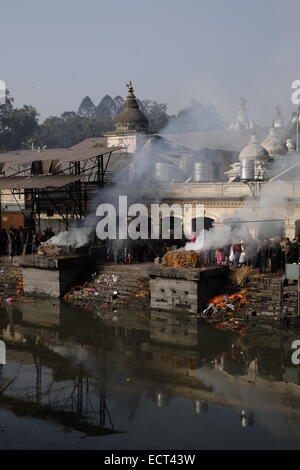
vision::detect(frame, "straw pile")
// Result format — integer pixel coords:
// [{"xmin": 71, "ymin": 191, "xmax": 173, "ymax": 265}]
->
[{"xmin": 232, "ymin": 266, "xmax": 256, "ymax": 286}]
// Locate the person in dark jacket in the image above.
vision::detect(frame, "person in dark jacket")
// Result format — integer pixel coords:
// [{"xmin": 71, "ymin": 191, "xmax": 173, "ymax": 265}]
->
[
  {"xmin": 292, "ymin": 236, "xmax": 300, "ymax": 263},
  {"xmin": 256, "ymin": 238, "xmax": 269, "ymax": 273},
  {"xmin": 291, "ymin": 238, "xmax": 299, "ymax": 263},
  {"xmin": 284, "ymin": 238, "xmax": 293, "ymax": 264},
  {"xmin": 270, "ymin": 237, "xmax": 282, "ymax": 273}
]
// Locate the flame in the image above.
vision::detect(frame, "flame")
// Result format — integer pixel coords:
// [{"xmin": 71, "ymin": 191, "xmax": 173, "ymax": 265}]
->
[{"xmin": 208, "ymin": 289, "xmax": 249, "ymax": 308}]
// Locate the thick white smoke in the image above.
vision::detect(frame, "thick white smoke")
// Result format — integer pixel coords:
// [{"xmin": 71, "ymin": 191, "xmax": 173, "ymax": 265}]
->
[
  {"xmin": 47, "ymin": 226, "xmax": 92, "ymax": 248},
  {"xmin": 47, "ymin": 106, "xmax": 298, "ymax": 251},
  {"xmin": 185, "ymin": 178, "xmax": 292, "ymax": 252},
  {"xmin": 46, "ymin": 137, "xmax": 171, "ymax": 247}
]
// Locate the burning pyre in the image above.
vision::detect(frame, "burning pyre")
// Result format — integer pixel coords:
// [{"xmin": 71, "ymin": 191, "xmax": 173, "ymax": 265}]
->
[
  {"xmin": 37, "ymin": 226, "xmax": 92, "ymax": 257},
  {"xmin": 37, "ymin": 243, "xmax": 76, "ymax": 257},
  {"xmin": 161, "ymin": 249, "xmax": 202, "ymax": 268}
]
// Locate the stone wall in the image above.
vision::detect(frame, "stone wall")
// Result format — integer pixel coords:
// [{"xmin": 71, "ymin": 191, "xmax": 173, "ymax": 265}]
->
[
  {"xmin": 149, "ymin": 265, "xmax": 228, "ymax": 314},
  {"xmin": 20, "ymin": 255, "xmax": 91, "ymax": 298}
]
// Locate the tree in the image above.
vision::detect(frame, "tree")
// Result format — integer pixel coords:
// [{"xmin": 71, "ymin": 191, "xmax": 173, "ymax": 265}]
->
[
  {"xmin": 78, "ymin": 94, "xmax": 171, "ymax": 132},
  {"xmin": 0, "ymin": 89, "xmax": 14, "ymax": 150},
  {"xmin": 37, "ymin": 111, "xmax": 112, "ymax": 148},
  {"xmin": 0, "ymin": 100, "xmax": 39, "ymax": 151},
  {"xmin": 96, "ymin": 95, "xmax": 117, "ymax": 120},
  {"xmin": 78, "ymin": 96, "xmax": 96, "ymax": 119},
  {"xmin": 140, "ymin": 100, "xmax": 170, "ymax": 132},
  {"xmin": 113, "ymin": 95, "xmax": 125, "ymax": 115}
]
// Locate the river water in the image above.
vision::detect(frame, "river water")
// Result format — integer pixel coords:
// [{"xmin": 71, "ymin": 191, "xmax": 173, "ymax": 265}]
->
[{"xmin": 0, "ymin": 298, "xmax": 300, "ymax": 450}]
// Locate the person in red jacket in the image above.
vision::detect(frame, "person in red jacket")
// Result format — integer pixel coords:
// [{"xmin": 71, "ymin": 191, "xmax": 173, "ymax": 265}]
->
[{"xmin": 189, "ymin": 232, "xmax": 197, "ymax": 243}]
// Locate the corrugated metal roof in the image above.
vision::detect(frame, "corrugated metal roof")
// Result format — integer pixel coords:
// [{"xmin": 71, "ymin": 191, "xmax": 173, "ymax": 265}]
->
[
  {"xmin": 0, "ymin": 175, "xmax": 81, "ymax": 190},
  {"xmin": 0, "ymin": 138, "xmax": 122, "ymax": 166}
]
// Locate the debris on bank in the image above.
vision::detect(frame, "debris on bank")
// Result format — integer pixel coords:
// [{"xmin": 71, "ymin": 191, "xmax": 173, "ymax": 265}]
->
[
  {"xmin": 16, "ymin": 277, "xmax": 24, "ymax": 296},
  {"xmin": 0, "ymin": 259, "xmax": 24, "ymax": 300},
  {"xmin": 64, "ymin": 270, "xmax": 150, "ymax": 314},
  {"xmin": 197, "ymin": 289, "xmax": 249, "ymax": 334},
  {"xmin": 201, "ymin": 265, "xmax": 300, "ymax": 329}
]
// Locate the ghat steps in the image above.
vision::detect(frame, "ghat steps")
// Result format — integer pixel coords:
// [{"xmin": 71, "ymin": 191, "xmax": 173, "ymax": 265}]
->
[
  {"xmin": 239, "ymin": 274, "xmax": 299, "ymax": 317},
  {"xmin": 68, "ymin": 262, "xmax": 152, "ymax": 310}
]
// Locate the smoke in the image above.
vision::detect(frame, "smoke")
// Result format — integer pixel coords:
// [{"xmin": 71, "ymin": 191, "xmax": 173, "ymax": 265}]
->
[
  {"xmin": 185, "ymin": 154, "xmax": 300, "ymax": 250},
  {"xmin": 48, "ymin": 102, "xmax": 298, "ymax": 251},
  {"xmin": 185, "ymin": 223, "xmax": 251, "ymax": 251},
  {"xmin": 47, "ymin": 225, "xmax": 92, "ymax": 248},
  {"xmin": 162, "ymin": 99, "xmax": 225, "ymax": 134},
  {"xmin": 46, "ymin": 136, "xmax": 173, "ymax": 247}
]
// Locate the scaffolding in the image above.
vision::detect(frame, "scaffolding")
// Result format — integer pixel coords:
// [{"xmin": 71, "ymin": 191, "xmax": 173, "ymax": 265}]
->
[{"xmin": 0, "ymin": 144, "xmax": 125, "ymax": 231}]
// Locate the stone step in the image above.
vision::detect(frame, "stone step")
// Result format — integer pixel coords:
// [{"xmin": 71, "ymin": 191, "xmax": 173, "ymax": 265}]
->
[{"xmin": 96, "ymin": 263, "xmax": 152, "ymax": 276}]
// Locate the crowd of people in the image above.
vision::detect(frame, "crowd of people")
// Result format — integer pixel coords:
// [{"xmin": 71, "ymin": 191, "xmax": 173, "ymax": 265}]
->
[
  {"xmin": 211, "ymin": 236, "xmax": 300, "ymax": 273},
  {"xmin": 0, "ymin": 227, "xmax": 55, "ymax": 257},
  {"xmin": 105, "ymin": 233, "xmax": 300, "ymax": 271}
]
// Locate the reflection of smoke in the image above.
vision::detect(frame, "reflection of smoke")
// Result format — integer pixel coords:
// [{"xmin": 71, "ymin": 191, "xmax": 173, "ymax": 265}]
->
[
  {"xmin": 50, "ymin": 345, "xmax": 90, "ymax": 364},
  {"xmin": 199, "ymin": 363, "xmax": 300, "ymax": 441}
]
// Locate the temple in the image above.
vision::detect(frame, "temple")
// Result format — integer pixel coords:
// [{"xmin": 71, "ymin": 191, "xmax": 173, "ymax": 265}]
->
[{"xmin": 0, "ymin": 82, "xmax": 299, "ymax": 240}]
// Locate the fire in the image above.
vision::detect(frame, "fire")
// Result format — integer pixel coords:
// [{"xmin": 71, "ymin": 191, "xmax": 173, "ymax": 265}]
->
[{"xmin": 208, "ymin": 289, "xmax": 249, "ymax": 309}]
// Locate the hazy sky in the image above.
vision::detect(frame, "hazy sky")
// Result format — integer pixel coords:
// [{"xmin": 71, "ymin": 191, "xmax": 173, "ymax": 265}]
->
[{"xmin": 2, "ymin": 0, "xmax": 300, "ymax": 126}]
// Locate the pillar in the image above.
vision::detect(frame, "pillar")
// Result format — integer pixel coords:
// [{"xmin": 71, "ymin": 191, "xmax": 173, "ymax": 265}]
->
[{"xmin": 284, "ymin": 219, "xmax": 296, "ymax": 240}]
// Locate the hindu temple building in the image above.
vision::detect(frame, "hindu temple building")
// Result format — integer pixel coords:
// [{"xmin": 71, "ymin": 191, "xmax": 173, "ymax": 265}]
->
[
  {"xmin": 0, "ymin": 81, "xmax": 299, "ymax": 240},
  {"xmin": 106, "ymin": 81, "xmax": 151, "ymax": 154},
  {"xmin": 228, "ymin": 98, "xmax": 254, "ymax": 131},
  {"xmin": 273, "ymin": 106, "xmax": 285, "ymax": 128},
  {"xmin": 102, "ymin": 83, "xmax": 299, "ymax": 240}
]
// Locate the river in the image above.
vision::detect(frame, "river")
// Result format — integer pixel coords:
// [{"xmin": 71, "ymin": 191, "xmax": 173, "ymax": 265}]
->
[{"xmin": 0, "ymin": 298, "xmax": 300, "ymax": 450}]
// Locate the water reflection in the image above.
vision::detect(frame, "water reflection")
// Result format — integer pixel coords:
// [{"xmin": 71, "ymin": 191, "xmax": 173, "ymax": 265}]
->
[{"xmin": 0, "ymin": 299, "xmax": 300, "ymax": 448}]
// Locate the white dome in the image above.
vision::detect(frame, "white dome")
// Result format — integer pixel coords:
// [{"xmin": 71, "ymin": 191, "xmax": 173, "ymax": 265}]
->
[
  {"xmin": 239, "ymin": 135, "xmax": 269, "ymax": 161},
  {"xmin": 260, "ymin": 128, "xmax": 287, "ymax": 156}
]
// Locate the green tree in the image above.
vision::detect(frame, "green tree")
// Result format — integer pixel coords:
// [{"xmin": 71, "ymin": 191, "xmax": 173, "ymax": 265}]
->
[
  {"xmin": 37, "ymin": 111, "xmax": 112, "ymax": 148},
  {"xmin": 78, "ymin": 96, "xmax": 96, "ymax": 119},
  {"xmin": 1, "ymin": 102, "xmax": 39, "ymax": 151}
]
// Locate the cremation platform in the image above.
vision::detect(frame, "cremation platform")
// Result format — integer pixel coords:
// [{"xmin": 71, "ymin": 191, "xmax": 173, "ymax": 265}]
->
[
  {"xmin": 19, "ymin": 255, "xmax": 90, "ymax": 298},
  {"xmin": 148, "ymin": 265, "xmax": 228, "ymax": 314}
]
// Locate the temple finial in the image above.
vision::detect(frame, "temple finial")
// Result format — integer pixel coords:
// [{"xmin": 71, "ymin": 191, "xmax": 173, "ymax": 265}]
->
[{"xmin": 126, "ymin": 80, "xmax": 134, "ymax": 93}]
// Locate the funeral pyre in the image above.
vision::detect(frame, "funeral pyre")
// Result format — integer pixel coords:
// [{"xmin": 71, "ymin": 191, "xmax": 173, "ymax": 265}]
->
[
  {"xmin": 161, "ymin": 250, "xmax": 202, "ymax": 268},
  {"xmin": 37, "ymin": 226, "xmax": 92, "ymax": 257},
  {"xmin": 37, "ymin": 241, "xmax": 90, "ymax": 257}
]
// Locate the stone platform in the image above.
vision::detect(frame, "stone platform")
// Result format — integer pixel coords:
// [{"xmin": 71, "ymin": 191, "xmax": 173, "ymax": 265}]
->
[
  {"xmin": 19, "ymin": 255, "xmax": 90, "ymax": 298},
  {"xmin": 148, "ymin": 265, "xmax": 228, "ymax": 314}
]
